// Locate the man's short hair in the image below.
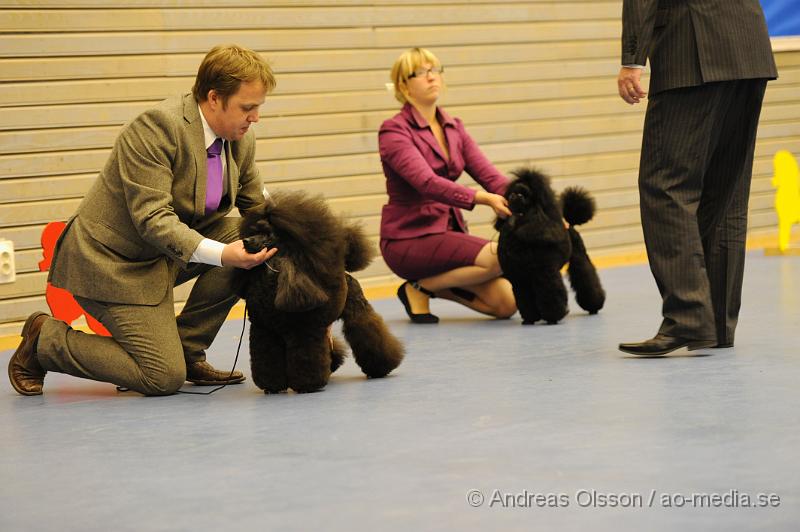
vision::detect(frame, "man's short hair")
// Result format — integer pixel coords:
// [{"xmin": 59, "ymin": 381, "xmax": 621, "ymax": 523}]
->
[{"xmin": 192, "ymin": 44, "xmax": 276, "ymax": 104}]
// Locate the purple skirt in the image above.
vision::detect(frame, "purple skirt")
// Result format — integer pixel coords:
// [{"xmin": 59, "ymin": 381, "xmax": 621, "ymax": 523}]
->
[{"xmin": 380, "ymin": 231, "xmax": 489, "ymax": 280}]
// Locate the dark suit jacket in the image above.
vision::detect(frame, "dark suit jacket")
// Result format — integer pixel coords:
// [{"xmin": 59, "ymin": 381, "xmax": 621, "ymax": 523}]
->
[
  {"xmin": 49, "ymin": 93, "xmax": 264, "ymax": 305},
  {"xmin": 622, "ymin": 0, "xmax": 778, "ymax": 95},
  {"xmin": 378, "ymin": 103, "xmax": 508, "ymax": 240}
]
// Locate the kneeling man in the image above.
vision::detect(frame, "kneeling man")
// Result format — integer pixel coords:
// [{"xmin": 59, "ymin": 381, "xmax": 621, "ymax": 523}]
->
[{"xmin": 9, "ymin": 44, "xmax": 278, "ymax": 395}]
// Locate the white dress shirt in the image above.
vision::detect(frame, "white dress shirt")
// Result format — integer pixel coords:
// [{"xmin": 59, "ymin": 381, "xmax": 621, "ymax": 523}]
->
[{"xmin": 189, "ymin": 105, "xmax": 227, "ymax": 266}]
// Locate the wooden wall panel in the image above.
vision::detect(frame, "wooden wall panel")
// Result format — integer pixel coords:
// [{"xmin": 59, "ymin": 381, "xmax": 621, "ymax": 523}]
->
[{"xmin": 0, "ymin": 1, "xmax": 798, "ymax": 337}]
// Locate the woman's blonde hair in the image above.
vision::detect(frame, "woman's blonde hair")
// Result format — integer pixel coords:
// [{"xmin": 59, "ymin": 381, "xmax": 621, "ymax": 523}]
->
[
  {"xmin": 193, "ymin": 44, "xmax": 276, "ymax": 105},
  {"xmin": 389, "ymin": 47, "xmax": 444, "ymax": 104}
]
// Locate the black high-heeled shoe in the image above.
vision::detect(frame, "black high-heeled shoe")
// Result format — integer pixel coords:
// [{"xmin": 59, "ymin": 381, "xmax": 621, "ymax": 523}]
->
[{"xmin": 397, "ymin": 282, "xmax": 439, "ymax": 324}]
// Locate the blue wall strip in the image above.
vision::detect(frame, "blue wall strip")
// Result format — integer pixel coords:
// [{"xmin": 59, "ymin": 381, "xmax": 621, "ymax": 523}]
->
[{"xmin": 761, "ymin": 0, "xmax": 800, "ymax": 37}]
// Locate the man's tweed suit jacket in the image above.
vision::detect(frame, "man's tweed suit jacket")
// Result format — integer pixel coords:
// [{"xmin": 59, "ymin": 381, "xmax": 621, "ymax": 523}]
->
[{"xmin": 49, "ymin": 93, "xmax": 264, "ymax": 305}]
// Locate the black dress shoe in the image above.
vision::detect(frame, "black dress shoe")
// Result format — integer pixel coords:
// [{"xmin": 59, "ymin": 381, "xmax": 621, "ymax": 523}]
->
[
  {"xmin": 397, "ymin": 282, "xmax": 439, "ymax": 324},
  {"xmin": 186, "ymin": 360, "xmax": 246, "ymax": 385},
  {"xmin": 619, "ymin": 333, "xmax": 717, "ymax": 356}
]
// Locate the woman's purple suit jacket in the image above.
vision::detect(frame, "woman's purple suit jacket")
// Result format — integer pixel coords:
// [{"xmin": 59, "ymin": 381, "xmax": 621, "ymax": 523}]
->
[{"xmin": 378, "ymin": 103, "xmax": 509, "ymax": 241}]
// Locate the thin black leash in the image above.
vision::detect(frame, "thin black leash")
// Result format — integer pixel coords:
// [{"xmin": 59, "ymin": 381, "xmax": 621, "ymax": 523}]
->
[
  {"xmin": 177, "ymin": 302, "xmax": 248, "ymax": 395},
  {"xmin": 115, "ymin": 304, "xmax": 248, "ymax": 396},
  {"xmin": 180, "ymin": 260, "xmax": 275, "ymax": 394}
]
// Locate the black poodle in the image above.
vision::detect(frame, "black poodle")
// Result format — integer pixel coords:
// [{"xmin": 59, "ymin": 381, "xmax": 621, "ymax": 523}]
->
[
  {"xmin": 236, "ymin": 190, "xmax": 404, "ymax": 393},
  {"xmin": 494, "ymin": 167, "xmax": 606, "ymax": 324}
]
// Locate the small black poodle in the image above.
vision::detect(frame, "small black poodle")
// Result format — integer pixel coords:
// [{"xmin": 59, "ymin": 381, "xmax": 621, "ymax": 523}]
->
[
  {"xmin": 494, "ymin": 167, "xmax": 606, "ymax": 324},
  {"xmin": 236, "ymin": 190, "xmax": 404, "ymax": 393}
]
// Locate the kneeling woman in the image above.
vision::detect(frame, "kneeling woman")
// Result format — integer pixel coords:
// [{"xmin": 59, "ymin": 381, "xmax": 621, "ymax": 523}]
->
[{"xmin": 378, "ymin": 47, "xmax": 516, "ymax": 323}]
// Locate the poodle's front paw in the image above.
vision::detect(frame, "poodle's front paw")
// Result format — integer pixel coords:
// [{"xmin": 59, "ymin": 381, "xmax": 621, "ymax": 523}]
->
[
  {"xmin": 263, "ymin": 388, "xmax": 288, "ymax": 394},
  {"xmin": 294, "ymin": 385, "xmax": 326, "ymax": 394},
  {"xmin": 289, "ymin": 375, "xmax": 329, "ymax": 393},
  {"xmin": 540, "ymin": 307, "xmax": 568, "ymax": 324}
]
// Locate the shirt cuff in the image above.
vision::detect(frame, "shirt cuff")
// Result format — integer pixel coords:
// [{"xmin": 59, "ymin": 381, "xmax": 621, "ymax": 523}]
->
[
  {"xmin": 190, "ymin": 238, "xmax": 226, "ymax": 267},
  {"xmin": 623, "ymin": 64, "xmax": 646, "ymax": 69}
]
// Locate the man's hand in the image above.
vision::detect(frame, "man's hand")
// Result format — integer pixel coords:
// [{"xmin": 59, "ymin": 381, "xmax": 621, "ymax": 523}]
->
[
  {"xmin": 221, "ymin": 239, "xmax": 277, "ymax": 269},
  {"xmin": 617, "ymin": 67, "xmax": 647, "ymax": 105}
]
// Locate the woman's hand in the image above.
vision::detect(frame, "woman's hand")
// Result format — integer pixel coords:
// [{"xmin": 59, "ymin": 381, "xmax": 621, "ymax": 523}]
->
[{"xmin": 475, "ymin": 190, "xmax": 512, "ymax": 219}]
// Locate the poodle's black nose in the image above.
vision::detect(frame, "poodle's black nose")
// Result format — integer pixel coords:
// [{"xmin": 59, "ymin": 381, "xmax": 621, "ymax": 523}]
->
[
  {"xmin": 508, "ymin": 192, "xmax": 528, "ymax": 212},
  {"xmin": 243, "ymin": 235, "xmax": 268, "ymax": 253}
]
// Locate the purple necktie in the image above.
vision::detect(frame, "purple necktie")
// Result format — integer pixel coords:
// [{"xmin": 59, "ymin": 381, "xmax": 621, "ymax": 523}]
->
[{"xmin": 205, "ymin": 138, "xmax": 223, "ymax": 214}]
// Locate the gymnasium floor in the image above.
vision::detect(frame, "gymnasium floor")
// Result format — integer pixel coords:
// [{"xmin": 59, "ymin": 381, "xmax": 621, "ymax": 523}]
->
[{"xmin": 1, "ymin": 252, "xmax": 798, "ymax": 531}]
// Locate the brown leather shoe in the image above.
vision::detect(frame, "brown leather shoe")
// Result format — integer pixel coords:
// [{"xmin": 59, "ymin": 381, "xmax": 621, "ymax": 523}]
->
[
  {"xmin": 185, "ymin": 360, "xmax": 245, "ymax": 386},
  {"xmin": 8, "ymin": 311, "xmax": 49, "ymax": 396}
]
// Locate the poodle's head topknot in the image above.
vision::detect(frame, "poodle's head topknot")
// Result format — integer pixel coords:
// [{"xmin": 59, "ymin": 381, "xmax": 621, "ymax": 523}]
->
[
  {"xmin": 505, "ymin": 167, "xmax": 556, "ymax": 216},
  {"xmin": 238, "ymin": 190, "xmax": 350, "ymax": 312},
  {"xmin": 240, "ymin": 190, "xmax": 344, "ymax": 258}
]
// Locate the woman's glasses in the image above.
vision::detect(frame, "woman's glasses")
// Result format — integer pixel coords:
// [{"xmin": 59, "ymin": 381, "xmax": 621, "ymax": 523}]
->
[{"xmin": 408, "ymin": 66, "xmax": 444, "ymax": 79}]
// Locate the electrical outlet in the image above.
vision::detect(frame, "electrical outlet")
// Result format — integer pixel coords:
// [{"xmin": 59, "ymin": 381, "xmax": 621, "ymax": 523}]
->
[{"xmin": 0, "ymin": 239, "xmax": 16, "ymax": 284}]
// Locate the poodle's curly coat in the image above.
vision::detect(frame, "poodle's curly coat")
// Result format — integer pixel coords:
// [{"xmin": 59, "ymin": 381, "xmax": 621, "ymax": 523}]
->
[
  {"xmin": 494, "ymin": 168, "xmax": 606, "ymax": 324},
  {"xmin": 236, "ymin": 190, "xmax": 404, "ymax": 393}
]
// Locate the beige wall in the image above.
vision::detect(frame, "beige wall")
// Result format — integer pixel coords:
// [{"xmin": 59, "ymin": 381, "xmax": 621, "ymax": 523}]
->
[{"xmin": 1, "ymin": 0, "xmax": 799, "ymax": 337}]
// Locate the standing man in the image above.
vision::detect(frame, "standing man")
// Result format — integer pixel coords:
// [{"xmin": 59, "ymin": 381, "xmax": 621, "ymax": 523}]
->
[
  {"xmin": 9, "ymin": 44, "xmax": 277, "ymax": 395},
  {"xmin": 617, "ymin": 0, "xmax": 778, "ymax": 356}
]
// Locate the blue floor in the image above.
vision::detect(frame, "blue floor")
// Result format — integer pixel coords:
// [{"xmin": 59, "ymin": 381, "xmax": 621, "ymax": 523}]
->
[{"xmin": 1, "ymin": 252, "xmax": 798, "ymax": 531}]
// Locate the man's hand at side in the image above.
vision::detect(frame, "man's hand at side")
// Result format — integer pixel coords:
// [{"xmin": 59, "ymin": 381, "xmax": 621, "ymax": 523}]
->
[{"xmin": 617, "ymin": 67, "xmax": 647, "ymax": 105}]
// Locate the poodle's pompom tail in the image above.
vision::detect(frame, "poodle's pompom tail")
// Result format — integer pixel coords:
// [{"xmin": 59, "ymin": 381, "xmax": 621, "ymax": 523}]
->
[
  {"xmin": 560, "ymin": 187, "xmax": 595, "ymax": 226},
  {"xmin": 344, "ymin": 222, "xmax": 375, "ymax": 272}
]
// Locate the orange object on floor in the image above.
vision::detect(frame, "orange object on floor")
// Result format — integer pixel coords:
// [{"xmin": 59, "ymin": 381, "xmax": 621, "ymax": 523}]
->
[{"xmin": 39, "ymin": 221, "xmax": 111, "ymax": 336}]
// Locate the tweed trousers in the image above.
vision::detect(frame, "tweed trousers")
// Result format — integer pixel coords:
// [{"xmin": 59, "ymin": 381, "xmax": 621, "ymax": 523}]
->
[{"xmin": 36, "ymin": 217, "xmax": 242, "ymax": 395}]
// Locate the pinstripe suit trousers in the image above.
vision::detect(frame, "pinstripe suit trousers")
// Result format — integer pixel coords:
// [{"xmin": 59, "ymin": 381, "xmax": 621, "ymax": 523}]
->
[{"xmin": 638, "ymin": 78, "xmax": 768, "ymax": 343}]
